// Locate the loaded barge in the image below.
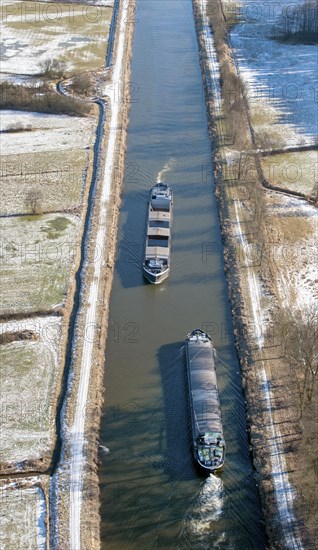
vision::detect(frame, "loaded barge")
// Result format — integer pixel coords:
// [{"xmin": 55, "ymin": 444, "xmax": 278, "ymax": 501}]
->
[
  {"xmin": 143, "ymin": 183, "xmax": 173, "ymax": 284},
  {"xmin": 185, "ymin": 329, "xmax": 225, "ymax": 472}
]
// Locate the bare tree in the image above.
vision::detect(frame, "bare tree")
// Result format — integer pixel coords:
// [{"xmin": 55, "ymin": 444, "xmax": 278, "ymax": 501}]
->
[
  {"xmin": 71, "ymin": 73, "xmax": 93, "ymax": 97},
  {"xmin": 276, "ymin": 305, "xmax": 318, "ymax": 415},
  {"xmin": 26, "ymin": 188, "xmax": 43, "ymax": 215},
  {"xmin": 39, "ymin": 58, "xmax": 66, "ymax": 78},
  {"xmin": 312, "ymin": 181, "xmax": 318, "ymax": 202},
  {"xmin": 273, "ymin": 0, "xmax": 318, "ymax": 43}
]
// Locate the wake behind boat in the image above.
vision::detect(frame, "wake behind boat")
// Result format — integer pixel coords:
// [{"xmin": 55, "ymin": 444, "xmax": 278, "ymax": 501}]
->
[
  {"xmin": 143, "ymin": 183, "xmax": 173, "ymax": 284},
  {"xmin": 185, "ymin": 329, "xmax": 225, "ymax": 472}
]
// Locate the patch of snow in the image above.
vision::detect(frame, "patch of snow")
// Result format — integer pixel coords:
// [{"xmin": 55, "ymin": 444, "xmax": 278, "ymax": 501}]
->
[
  {"xmin": 38, "ymin": 0, "xmax": 114, "ymax": 5},
  {"xmin": 271, "ymin": 195, "xmax": 318, "ymax": 310},
  {"xmin": 36, "ymin": 487, "xmax": 47, "ymax": 549},
  {"xmin": 67, "ymin": 2, "xmax": 129, "ymax": 548},
  {"xmin": 0, "ymin": 213, "xmax": 80, "ymax": 314},
  {"xmin": 233, "ymin": 198, "xmax": 304, "ymax": 549},
  {"xmin": 197, "ymin": 2, "xmax": 307, "ymax": 546},
  {"xmin": 0, "ymin": 477, "xmax": 47, "ymax": 549},
  {"xmin": 229, "ymin": 0, "xmax": 318, "ymax": 141},
  {"xmin": 260, "ymin": 369, "xmax": 304, "ymax": 549},
  {"xmin": 233, "ymin": 200, "xmax": 267, "ymax": 345},
  {"xmin": 236, "ymin": 65, "xmax": 315, "ymax": 147},
  {"xmin": 1, "ymin": 0, "xmax": 112, "ymax": 75},
  {"xmin": 200, "ymin": 0, "xmax": 222, "ymax": 117},
  {"xmin": 0, "ymin": 73, "xmax": 44, "ymax": 86},
  {"xmin": 0, "ymin": 316, "xmax": 63, "ymax": 465},
  {"xmin": 1, "ymin": 110, "xmax": 93, "ymax": 154}
]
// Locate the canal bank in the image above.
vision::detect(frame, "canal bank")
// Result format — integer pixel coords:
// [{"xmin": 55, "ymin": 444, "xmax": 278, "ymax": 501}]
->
[
  {"xmin": 193, "ymin": 0, "xmax": 313, "ymax": 548},
  {"xmin": 99, "ymin": 1, "xmax": 267, "ymax": 548},
  {"xmin": 50, "ymin": 1, "xmax": 136, "ymax": 548}
]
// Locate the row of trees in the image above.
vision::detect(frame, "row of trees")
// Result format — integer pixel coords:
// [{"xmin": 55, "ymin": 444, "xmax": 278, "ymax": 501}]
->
[
  {"xmin": 0, "ymin": 81, "xmax": 91, "ymax": 117},
  {"xmin": 275, "ymin": 305, "xmax": 318, "ymax": 417},
  {"xmin": 273, "ymin": 0, "xmax": 318, "ymax": 43}
]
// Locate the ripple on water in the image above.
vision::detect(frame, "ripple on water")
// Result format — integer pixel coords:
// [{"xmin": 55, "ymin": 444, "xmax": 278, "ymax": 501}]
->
[{"xmin": 180, "ymin": 475, "xmax": 234, "ymax": 549}]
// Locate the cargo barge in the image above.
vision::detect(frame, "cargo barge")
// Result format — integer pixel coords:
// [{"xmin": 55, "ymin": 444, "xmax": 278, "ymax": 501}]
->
[
  {"xmin": 185, "ymin": 329, "xmax": 225, "ymax": 472},
  {"xmin": 143, "ymin": 183, "xmax": 173, "ymax": 284}
]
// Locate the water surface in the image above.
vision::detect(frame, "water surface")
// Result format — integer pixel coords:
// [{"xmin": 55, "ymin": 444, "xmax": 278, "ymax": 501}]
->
[{"xmin": 99, "ymin": 1, "xmax": 266, "ymax": 548}]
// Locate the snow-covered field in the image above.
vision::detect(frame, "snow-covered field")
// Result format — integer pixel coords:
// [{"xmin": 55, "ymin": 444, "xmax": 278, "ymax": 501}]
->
[
  {"xmin": 0, "ymin": 477, "xmax": 47, "ymax": 549},
  {"xmin": 1, "ymin": 0, "xmax": 112, "ymax": 75},
  {"xmin": 1, "ymin": 110, "xmax": 93, "ymax": 215},
  {"xmin": 0, "ymin": 213, "xmax": 80, "ymax": 314},
  {"xmin": 229, "ymin": 0, "xmax": 318, "ymax": 146},
  {"xmin": 38, "ymin": 0, "xmax": 114, "ymax": 5},
  {"xmin": 200, "ymin": 1, "xmax": 316, "ymax": 546},
  {"xmin": 232, "ymin": 193, "xmax": 307, "ymax": 549},
  {"xmin": 266, "ymin": 194, "xmax": 318, "ymax": 310},
  {"xmin": 61, "ymin": 2, "xmax": 130, "ymax": 547},
  {"xmin": 0, "ymin": 0, "xmax": 115, "ymax": 546},
  {"xmin": 0, "ymin": 317, "xmax": 63, "ymax": 467},
  {"xmin": 1, "ymin": 110, "xmax": 93, "ymax": 154},
  {"xmin": 261, "ymin": 150, "xmax": 318, "ymax": 198}
]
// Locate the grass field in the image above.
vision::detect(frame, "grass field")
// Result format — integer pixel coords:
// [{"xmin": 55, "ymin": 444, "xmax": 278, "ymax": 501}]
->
[
  {"xmin": 261, "ymin": 150, "xmax": 318, "ymax": 198},
  {"xmin": 0, "ymin": 478, "xmax": 47, "ymax": 548},
  {"xmin": 0, "ymin": 317, "xmax": 63, "ymax": 467},
  {"xmin": 205, "ymin": 1, "xmax": 318, "ymax": 544},
  {"xmin": 265, "ymin": 194, "xmax": 318, "ymax": 309},
  {"xmin": 0, "ymin": 213, "xmax": 80, "ymax": 315},
  {"xmin": 248, "ymin": 96, "xmax": 310, "ymax": 149},
  {"xmin": 0, "ymin": 3, "xmax": 113, "ymax": 547},
  {"xmin": 1, "ymin": 0, "xmax": 113, "ymax": 76},
  {"xmin": 1, "ymin": 110, "xmax": 94, "ymax": 215}
]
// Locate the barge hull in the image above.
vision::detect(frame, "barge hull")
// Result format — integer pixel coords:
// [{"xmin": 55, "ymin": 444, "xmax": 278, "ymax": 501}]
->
[
  {"xmin": 143, "ymin": 183, "xmax": 173, "ymax": 284},
  {"xmin": 185, "ymin": 329, "xmax": 225, "ymax": 472}
]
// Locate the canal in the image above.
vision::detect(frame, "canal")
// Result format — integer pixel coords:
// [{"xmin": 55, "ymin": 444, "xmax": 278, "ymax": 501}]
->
[{"xmin": 99, "ymin": 1, "xmax": 267, "ymax": 548}]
